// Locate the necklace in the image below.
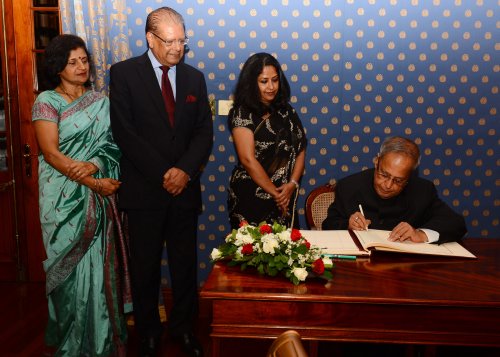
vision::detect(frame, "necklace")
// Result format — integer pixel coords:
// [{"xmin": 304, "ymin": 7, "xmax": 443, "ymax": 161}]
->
[
  {"xmin": 59, "ymin": 84, "xmax": 84, "ymax": 102},
  {"xmin": 58, "ymin": 84, "xmax": 94, "ymax": 121}
]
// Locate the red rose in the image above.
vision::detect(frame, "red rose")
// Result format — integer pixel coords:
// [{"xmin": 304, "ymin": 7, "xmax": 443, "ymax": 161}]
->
[
  {"xmin": 241, "ymin": 243, "xmax": 253, "ymax": 255},
  {"xmin": 291, "ymin": 229, "xmax": 302, "ymax": 241},
  {"xmin": 239, "ymin": 220, "xmax": 249, "ymax": 227},
  {"xmin": 303, "ymin": 240, "xmax": 311, "ymax": 249},
  {"xmin": 260, "ymin": 224, "xmax": 272, "ymax": 234},
  {"xmin": 312, "ymin": 258, "xmax": 325, "ymax": 275}
]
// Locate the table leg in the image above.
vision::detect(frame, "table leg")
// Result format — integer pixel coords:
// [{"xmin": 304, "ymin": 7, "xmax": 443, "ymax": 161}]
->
[
  {"xmin": 211, "ymin": 336, "xmax": 220, "ymax": 357},
  {"xmin": 309, "ymin": 340, "xmax": 318, "ymax": 357}
]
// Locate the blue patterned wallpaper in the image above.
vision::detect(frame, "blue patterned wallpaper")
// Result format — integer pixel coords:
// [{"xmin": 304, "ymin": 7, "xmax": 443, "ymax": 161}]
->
[{"xmin": 118, "ymin": 0, "xmax": 499, "ymax": 286}]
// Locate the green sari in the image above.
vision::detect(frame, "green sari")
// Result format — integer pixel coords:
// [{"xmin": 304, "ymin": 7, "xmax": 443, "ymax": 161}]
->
[{"xmin": 32, "ymin": 90, "xmax": 131, "ymax": 356}]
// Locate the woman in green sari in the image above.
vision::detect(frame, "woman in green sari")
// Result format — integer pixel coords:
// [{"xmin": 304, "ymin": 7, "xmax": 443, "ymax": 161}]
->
[{"xmin": 32, "ymin": 34, "xmax": 131, "ymax": 356}]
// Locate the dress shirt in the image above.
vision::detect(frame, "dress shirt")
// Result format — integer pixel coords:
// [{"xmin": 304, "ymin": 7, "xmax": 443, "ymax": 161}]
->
[
  {"xmin": 420, "ymin": 228, "xmax": 439, "ymax": 243},
  {"xmin": 148, "ymin": 49, "xmax": 177, "ymax": 100}
]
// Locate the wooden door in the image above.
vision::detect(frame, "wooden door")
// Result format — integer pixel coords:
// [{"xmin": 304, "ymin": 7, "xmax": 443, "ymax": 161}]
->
[
  {"xmin": 0, "ymin": 24, "xmax": 18, "ymax": 280},
  {"xmin": 0, "ymin": 0, "xmax": 26, "ymax": 280},
  {"xmin": 0, "ymin": 0, "xmax": 59, "ymax": 281}
]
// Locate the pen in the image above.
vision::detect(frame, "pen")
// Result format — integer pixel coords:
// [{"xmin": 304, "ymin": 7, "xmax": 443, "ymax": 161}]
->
[
  {"xmin": 358, "ymin": 204, "xmax": 368, "ymax": 231},
  {"xmin": 358, "ymin": 204, "xmax": 365, "ymax": 217},
  {"xmin": 322, "ymin": 254, "xmax": 357, "ymax": 260}
]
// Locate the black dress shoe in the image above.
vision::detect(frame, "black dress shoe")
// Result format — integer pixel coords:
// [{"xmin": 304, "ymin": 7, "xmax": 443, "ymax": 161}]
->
[
  {"xmin": 176, "ymin": 332, "xmax": 203, "ymax": 357},
  {"xmin": 139, "ymin": 336, "xmax": 160, "ymax": 357}
]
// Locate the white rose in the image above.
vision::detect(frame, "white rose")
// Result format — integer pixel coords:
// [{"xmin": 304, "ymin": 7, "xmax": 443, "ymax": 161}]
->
[
  {"xmin": 235, "ymin": 232, "xmax": 254, "ymax": 246},
  {"xmin": 277, "ymin": 230, "xmax": 291, "ymax": 243},
  {"xmin": 235, "ymin": 246, "xmax": 243, "ymax": 258},
  {"xmin": 210, "ymin": 248, "xmax": 222, "ymax": 261},
  {"xmin": 262, "ymin": 234, "xmax": 279, "ymax": 254},
  {"xmin": 237, "ymin": 224, "xmax": 254, "ymax": 234},
  {"xmin": 292, "ymin": 267, "xmax": 308, "ymax": 281},
  {"xmin": 322, "ymin": 256, "xmax": 333, "ymax": 267}
]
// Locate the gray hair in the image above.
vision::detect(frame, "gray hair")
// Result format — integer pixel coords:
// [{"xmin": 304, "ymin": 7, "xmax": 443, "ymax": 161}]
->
[
  {"xmin": 145, "ymin": 7, "xmax": 185, "ymax": 34},
  {"xmin": 378, "ymin": 136, "xmax": 421, "ymax": 169}
]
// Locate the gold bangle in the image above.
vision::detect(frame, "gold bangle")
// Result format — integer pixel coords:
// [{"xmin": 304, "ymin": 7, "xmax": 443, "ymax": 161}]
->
[
  {"xmin": 290, "ymin": 179, "xmax": 299, "ymax": 190},
  {"xmin": 96, "ymin": 178, "xmax": 102, "ymax": 193}
]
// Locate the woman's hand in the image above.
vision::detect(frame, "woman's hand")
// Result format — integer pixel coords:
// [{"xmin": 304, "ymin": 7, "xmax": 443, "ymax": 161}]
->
[
  {"xmin": 93, "ymin": 178, "xmax": 121, "ymax": 196},
  {"xmin": 66, "ymin": 161, "xmax": 98, "ymax": 181},
  {"xmin": 275, "ymin": 182, "xmax": 296, "ymax": 214}
]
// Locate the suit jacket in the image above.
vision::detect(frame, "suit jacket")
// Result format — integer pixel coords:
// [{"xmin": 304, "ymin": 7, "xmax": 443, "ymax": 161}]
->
[
  {"xmin": 322, "ymin": 169, "xmax": 467, "ymax": 243},
  {"xmin": 110, "ymin": 52, "xmax": 213, "ymax": 210}
]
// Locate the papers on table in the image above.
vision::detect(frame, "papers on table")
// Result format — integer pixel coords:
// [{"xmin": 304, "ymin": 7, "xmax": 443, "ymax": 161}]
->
[{"xmin": 301, "ymin": 230, "xmax": 369, "ymax": 256}]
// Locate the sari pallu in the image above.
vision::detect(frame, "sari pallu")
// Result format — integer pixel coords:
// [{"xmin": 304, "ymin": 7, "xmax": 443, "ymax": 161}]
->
[{"xmin": 32, "ymin": 90, "xmax": 131, "ymax": 356}]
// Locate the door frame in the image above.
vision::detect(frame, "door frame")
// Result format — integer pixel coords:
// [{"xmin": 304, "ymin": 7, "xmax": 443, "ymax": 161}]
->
[
  {"xmin": 0, "ymin": 0, "xmax": 26, "ymax": 280},
  {"xmin": 1, "ymin": 0, "xmax": 49, "ymax": 282}
]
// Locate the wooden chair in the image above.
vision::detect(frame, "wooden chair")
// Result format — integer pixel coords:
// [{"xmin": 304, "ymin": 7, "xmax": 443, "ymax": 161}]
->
[
  {"xmin": 304, "ymin": 183, "xmax": 335, "ymax": 230},
  {"xmin": 266, "ymin": 330, "xmax": 308, "ymax": 357}
]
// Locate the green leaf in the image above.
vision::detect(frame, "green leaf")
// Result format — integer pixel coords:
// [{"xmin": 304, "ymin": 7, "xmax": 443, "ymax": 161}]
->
[
  {"xmin": 322, "ymin": 271, "xmax": 333, "ymax": 280},
  {"xmin": 295, "ymin": 245, "xmax": 308, "ymax": 255},
  {"xmin": 257, "ymin": 264, "xmax": 265, "ymax": 275},
  {"xmin": 268, "ymin": 267, "xmax": 278, "ymax": 276}
]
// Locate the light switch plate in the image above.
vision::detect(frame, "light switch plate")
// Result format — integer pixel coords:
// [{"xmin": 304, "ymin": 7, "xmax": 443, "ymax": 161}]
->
[{"xmin": 218, "ymin": 100, "xmax": 233, "ymax": 116}]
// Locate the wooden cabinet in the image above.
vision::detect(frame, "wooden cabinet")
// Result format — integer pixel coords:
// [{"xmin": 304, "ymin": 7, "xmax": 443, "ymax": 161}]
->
[{"xmin": 0, "ymin": 0, "xmax": 59, "ymax": 281}]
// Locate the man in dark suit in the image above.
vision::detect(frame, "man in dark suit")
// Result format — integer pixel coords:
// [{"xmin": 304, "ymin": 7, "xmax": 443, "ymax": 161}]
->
[
  {"xmin": 110, "ymin": 7, "xmax": 212, "ymax": 357},
  {"xmin": 322, "ymin": 136, "xmax": 466, "ymax": 243}
]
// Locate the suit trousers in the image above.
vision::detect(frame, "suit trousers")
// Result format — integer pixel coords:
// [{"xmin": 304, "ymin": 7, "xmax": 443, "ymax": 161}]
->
[{"xmin": 126, "ymin": 204, "xmax": 199, "ymax": 339}]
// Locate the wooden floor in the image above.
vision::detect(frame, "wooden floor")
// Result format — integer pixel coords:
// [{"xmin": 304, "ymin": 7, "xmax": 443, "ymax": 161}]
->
[{"xmin": 1, "ymin": 282, "xmax": 499, "ymax": 356}]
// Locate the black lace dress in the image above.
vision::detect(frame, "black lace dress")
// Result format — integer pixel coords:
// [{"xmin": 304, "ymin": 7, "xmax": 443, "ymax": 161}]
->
[{"xmin": 228, "ymin": 104, "xmax": 307, "ymax": 229}]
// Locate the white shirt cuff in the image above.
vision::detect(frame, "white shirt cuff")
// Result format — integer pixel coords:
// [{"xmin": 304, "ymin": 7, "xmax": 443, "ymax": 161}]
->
[{"xmin": 420, "ymin": 228, "xmax": 439, "ymax": 243}]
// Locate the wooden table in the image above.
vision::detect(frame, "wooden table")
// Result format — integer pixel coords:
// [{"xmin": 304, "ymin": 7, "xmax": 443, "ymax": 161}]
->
[{"xmin": 200, "ymin": 238, "xmax": 500, "ymax": 357}]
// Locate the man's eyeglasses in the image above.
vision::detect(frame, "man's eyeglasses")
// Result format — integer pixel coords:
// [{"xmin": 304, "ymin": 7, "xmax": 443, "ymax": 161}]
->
[
  {"xmin": 375, "ymin": 165, "xmax": 408, "ymax": 187},
  {"xmin": 150, "ymin": 32, "xmax": 189, "ymax": 47}
]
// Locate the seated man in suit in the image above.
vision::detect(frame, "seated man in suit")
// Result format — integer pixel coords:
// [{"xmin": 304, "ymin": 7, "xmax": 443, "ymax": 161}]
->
[{"xmin": 322, "ymin": 136, "xmax": 467, "ymax": 243}]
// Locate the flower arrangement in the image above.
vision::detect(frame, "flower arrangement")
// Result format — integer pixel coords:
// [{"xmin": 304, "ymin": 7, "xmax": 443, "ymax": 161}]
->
[{"xmin": 210, "ymin": 221, "xmax": 334, "ymax": 285}]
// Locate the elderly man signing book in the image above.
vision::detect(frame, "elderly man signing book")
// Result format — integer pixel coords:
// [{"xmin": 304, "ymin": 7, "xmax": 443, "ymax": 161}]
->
[{"xmin": 322, "ymin": 136, "xmax": 467, "ymax": 244}]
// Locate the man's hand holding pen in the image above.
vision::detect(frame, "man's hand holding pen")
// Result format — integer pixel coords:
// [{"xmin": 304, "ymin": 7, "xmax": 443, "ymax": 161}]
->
[
  {"xmin": 349, "ymin": 212, "xmax": 371, "ymax": 231},
  {"xmin": 349, "ymin": 204, "xmax": 370, "ymax": 231}
]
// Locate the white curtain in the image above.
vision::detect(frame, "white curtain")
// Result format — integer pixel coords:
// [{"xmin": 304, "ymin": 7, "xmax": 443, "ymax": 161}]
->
[{"xmin": 60, "ymin": 0, "xmax": 132, "ymax": 93}]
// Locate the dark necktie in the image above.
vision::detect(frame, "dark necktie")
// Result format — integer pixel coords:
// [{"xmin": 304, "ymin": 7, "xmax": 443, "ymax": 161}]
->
[{"xmin": 160, "ymin": 65, "xmax": 175, "ymax": 127}]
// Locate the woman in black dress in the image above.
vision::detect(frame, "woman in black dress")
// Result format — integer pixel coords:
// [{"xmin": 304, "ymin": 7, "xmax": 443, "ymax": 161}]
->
[{"xmin": 228, "ymin": 52, "xmax": 307, "ymax": 229}]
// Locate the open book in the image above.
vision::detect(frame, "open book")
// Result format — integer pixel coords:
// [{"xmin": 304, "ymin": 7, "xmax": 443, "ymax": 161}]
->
[{"xmin": 301, "ymin": 229, "xmax": 476, "ymax": 258}]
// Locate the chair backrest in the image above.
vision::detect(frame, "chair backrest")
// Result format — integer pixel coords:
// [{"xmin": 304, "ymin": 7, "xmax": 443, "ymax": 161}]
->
[
  {"xmin": 305, "ymin": 183, "xmax": 336, "ymax": 230},
  {"xmin": 266, "ymin": 330, "xmax": 308, "ymax": 357}
]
